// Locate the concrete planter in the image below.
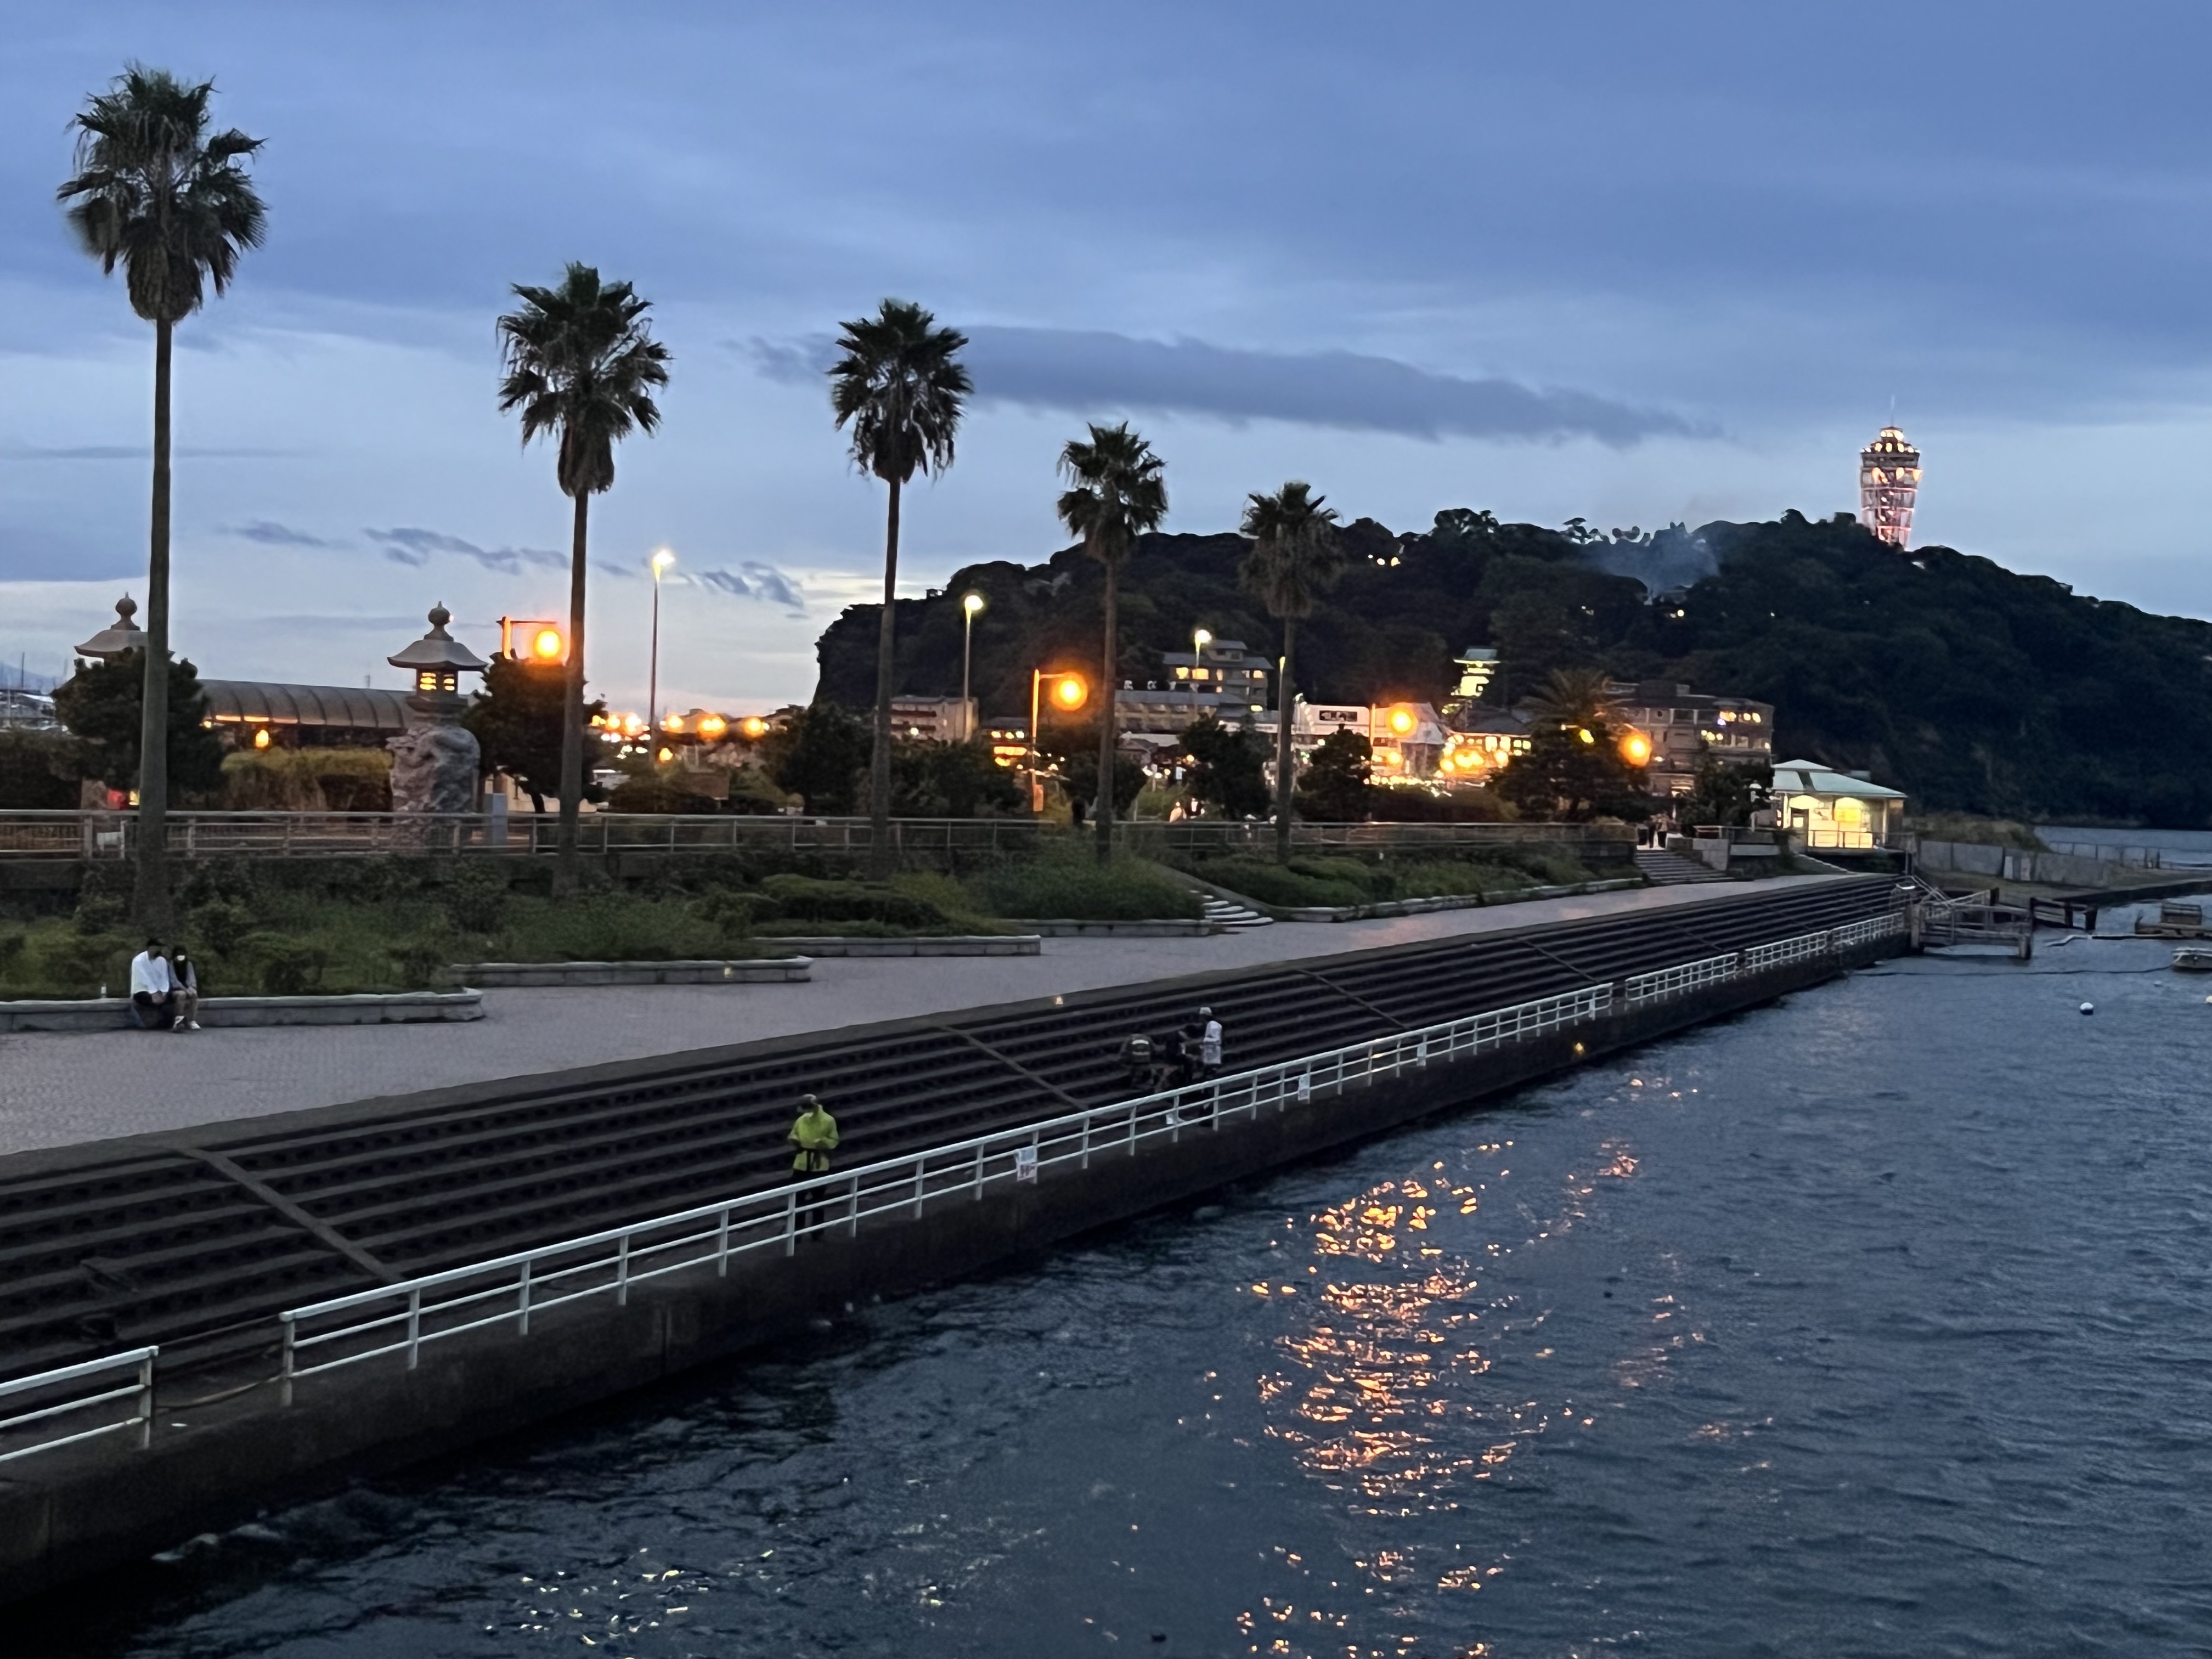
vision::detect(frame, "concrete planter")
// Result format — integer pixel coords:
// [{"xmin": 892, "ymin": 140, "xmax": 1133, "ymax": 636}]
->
[
  {"xmin": 1010, "ymin": 918, "xmax": 1220, "ymax": 937},
  {"xmin": 452, "ymin": 958, "xmax": 812, "ymax": 987},
  {"xmin": 0, "ymin": 990, "xmax": 484, "ymax": 1034},
  {"xmin": 752, "ymin": 935, "xmax": 1040, "ymax": 957}
]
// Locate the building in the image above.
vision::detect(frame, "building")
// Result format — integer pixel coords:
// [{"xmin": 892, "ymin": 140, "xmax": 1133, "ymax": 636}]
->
[
  {"xmin": 1769, "ymin": 758, "xmax": 1905, "ymax": 849},
  {"xmin": 1859, "ymin": 425, "xmax": 1922, "ymax": 549},
  {"xmin": 1252, "ymin": 699, "xmax": 1451, "ymax": 781},
  {"xmin": 73, "ymin": 595, "xmax": 414, "ymax": 751},
  {"xmin": 1441, "ymin": 646, "xmax": 1498, "ymax": 719},
  {"xmin": 0, "ymin": 688, "xmax": 57, "ymax": 731},
  {"xmin": 1603, "ymin": 680, "xmax": 1775, "ymax": 799},
  {"xmin": 980, "ymin": 715, "xmax": 1030, "ymax": 770},
  {"xmin": 889, "ymin": 695, "xmax": 977, "ymax": 743},
  {"xmin": 1113, "ymin": 637, "xmax": 1269, "ymax": 733},
  {"xmin": 1438, "ymin": 707, "xmax": 1533, "ymax": 782}
]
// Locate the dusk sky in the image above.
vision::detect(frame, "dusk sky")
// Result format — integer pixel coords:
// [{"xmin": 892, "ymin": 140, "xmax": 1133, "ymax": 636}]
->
[{"xmin": 5, "ymin": 2, "xmax": 2211, "ymax": 714}]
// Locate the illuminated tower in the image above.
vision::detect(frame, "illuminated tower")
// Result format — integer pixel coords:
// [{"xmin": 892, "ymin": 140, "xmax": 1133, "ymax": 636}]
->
[{"xmin": 1859, "ymin": 425, "xmax": 1921, "ymax": 549}]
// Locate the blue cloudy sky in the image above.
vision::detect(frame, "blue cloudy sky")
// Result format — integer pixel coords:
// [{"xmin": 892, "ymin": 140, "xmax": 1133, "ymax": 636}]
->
[{"xmin": 5, "ymin": 2, "xmax": 2211, "ymax": 713}]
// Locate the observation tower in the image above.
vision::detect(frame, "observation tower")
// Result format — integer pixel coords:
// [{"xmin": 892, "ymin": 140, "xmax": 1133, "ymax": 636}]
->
[{"xmin": 1858, "ymin": 426, "xmax": 1921, "ymax": 549}]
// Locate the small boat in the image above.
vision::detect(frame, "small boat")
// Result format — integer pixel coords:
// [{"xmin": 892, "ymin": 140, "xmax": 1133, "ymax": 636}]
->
[{"xmin": 2172, "ymin": 946, "xmax": 2212, "ymax": 972}]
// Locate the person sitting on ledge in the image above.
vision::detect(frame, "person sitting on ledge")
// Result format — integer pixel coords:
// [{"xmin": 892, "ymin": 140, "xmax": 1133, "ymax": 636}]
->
[
  {"xmin": 168, "ymin": 945, "xmax": 203, "ymax": 1032},
  {"xmin": 129, "ymin": 936, "xmax": 175, "ymax": 1031}
]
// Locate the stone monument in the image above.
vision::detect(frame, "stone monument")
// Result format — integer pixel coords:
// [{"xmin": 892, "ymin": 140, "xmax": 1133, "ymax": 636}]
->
[{"xmin": 386, "ymin": 605, "xmax": 488, "ymax": 816}]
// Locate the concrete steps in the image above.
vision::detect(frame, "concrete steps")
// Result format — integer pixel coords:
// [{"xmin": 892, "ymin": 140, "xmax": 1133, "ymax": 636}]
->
[
  {"xmin": 1634, "ymin": 848, "xmax": 1730, "ymax": 885},
  {"xmin": 1200, "ymin": 895, "xmax": 1274, "ymax": 929}
]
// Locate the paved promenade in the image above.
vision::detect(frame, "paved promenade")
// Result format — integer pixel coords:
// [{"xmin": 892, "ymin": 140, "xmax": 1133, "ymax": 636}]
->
[{"xmin": 0, "ymin": 877, "xmax": 1851, "ymax": 1156}]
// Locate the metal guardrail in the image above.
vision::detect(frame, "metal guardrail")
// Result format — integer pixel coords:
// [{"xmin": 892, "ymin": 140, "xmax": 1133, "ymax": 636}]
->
[
  {"xmin": 277, "ymin": 909, "xmax": 1906, "ymax": 1391},
  {"xmin": 0, "ymin": 905, "xmax": 1908, "ymax": 1458},
  {"xmin": 0, "ymin": 1346, "xmax": 157, "ymax": 1464},
  {"xmin": 1125, "ymin": 820, "xmax": 1635, "ymax": 855},
  {"xmin": 0, "ymin": 811, "xmax": 1050, "ymax": 861}
]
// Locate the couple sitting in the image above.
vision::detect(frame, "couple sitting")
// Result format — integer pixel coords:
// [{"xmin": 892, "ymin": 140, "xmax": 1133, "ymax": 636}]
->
[{"xmin": 128, "ymin": 938, "xmax": 202, "ymax": 1032}]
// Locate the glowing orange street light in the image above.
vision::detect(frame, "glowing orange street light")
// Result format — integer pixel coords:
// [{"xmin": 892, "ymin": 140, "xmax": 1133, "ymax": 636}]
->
[
  {"xmin": 698, "ymin": 714, "xmax": 727, "ymax": 740},
  {"xmin": 1577, "ymin": 727, "xmax": 1596, "ymax": 746},
  {"xmin": 740, "ymin": 715, "xmax": 769, "ymax": 739},
  {"xmin": 1387, "ymin": 706, "xmax": 1416, "ymax": 737},
  {"xmin": 1619, "ymin": 730, "xmax": 1653, "ymax": 766},
  {"xmin": 1029, "ymin": 669, "xmax": 1090, "ymax": 809},
  {"xmin": 531, "ymin": 626, "xmax": 565, "ymax": 663}
]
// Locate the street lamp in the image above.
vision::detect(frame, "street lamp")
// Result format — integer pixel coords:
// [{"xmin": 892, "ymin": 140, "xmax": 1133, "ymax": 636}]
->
[
  {"xmin": 647, "ymin": 549, "xmax": 675, "ymax": 739},
  {"xmin": 961, "ymin": 591, "xmax": 986, "ymax": 723},
  {"xmin": 1028, "ymin": 668, "xmax": 1088, "ymax": 811}
]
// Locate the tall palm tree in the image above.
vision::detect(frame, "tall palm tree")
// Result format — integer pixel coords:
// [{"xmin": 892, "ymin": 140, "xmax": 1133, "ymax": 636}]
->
[
  {"xmin": 1525, "ymin": 667, "xmax": 1613, "ymax": 731},
  {"xmin": 58, "ymin": 66, "xmax": 264, "ymax": 929},
  {"xmin": 498, "ymin": 263, "xmax": 672, "ymax": 891},
  {"xmin": 1057, "ymin": 423, "xmax": 1167, "ymax": 863},
  {"xmin": 828, "ymin": 300, "xmax": 970, "ymax": 876},
  {"xmin": 1239, "ymin": 481, "xmax": 1345, "ymax": 862}
]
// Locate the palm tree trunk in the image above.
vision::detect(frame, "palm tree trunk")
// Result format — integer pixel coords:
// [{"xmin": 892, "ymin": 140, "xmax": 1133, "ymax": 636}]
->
[
  {"xmin": 134, "ymin": 315, "xmax": 174, "ymax": 930},
  {"xmin": 1273, "ymin": 617, "xmax": 1298, "ymax": 865},
  {"xmin": 555, "ymin": 489, "xmax": 589, "ymax": 894},
  {"xmin": 868, "ymin": 475, "xmax": 902, "ymax": 879},
  {"xmin": 1094, "ymin": 559, "xmax": 1118, "ymax": 865}
]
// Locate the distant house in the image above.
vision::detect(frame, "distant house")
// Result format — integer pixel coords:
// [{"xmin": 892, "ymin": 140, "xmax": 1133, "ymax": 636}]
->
[
  {"xmin": 1769, "ymin": 758, "xmax": 1905, "ymax": 849},
  {"xmin": 1602, "ymin": 679, "xmax": 1775, "ymax": 799},
  {"xmin": 1113, "ymin": 637, "xmax": 1270, "ymax": 734}
]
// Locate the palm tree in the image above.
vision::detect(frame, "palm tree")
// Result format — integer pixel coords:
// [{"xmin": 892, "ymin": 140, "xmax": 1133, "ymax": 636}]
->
[
  {"xmin": 498, "ymin": 263, "xmax": 672, "ymax": 892},
  {"xmin": 1525, "ymin": 667, "xmax": 1613, "ymax": 731},
  {"xmin": 828, "ymin": 300, "xmax": 971, "ymax": 875},
  {"xmin": 1239, "ymin": 481, "xmax": 1345, "ymax": 862},
  {"xmin": 57, "ymin": 66, "xmax": 265, "ymax": 929},
  {"xmin": 1057, "ymin": 423, "xmax": 1168, "ymax": 862}
]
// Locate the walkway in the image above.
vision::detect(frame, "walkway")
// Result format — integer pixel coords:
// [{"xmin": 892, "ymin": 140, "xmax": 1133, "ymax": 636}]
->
[{"xmin": 0, "ymin": 877, "xmax": 1850, "ymax": 1156}]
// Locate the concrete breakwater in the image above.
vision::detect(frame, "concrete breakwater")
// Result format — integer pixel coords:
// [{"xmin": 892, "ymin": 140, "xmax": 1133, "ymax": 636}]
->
[{"xmin": 0, "ymin": 884, "xmax": 1902, "ymax": 1604}]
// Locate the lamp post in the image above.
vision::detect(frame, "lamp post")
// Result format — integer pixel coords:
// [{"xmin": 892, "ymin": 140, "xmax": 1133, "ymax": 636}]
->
[
  {"xmin": 647, "ymin": 549, "xmax": 675, "ymax": 740},
  {"xmin": 1029, "ymin": 668, "xmax": 1087, "ymax": 814},
  {"xmin": 961, "ymin": 591, "xmax": 985, "ymax": 733}
]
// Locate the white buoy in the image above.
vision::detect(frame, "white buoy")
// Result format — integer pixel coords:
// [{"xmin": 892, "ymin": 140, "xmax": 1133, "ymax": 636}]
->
[{"xmin": 2079, "ymin": 1001, "xmax": 2095, "ymax": 1015}]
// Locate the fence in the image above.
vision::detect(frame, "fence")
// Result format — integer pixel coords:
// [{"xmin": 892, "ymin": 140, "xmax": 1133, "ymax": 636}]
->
[
  {"xmin": 0, "ymin": 811, "xmax": 1049, "ymax": 862},
  {"xmin": 0, "ymin": 1347, "xmax": 157, "ymax": 1464},
  {"xmin": 0, "ymin": 905, "xmax": 1909, "ymax": 1458},
  {"xmin": 0, "ymin": 811, "xmax": 1637, "ymax": 865}
]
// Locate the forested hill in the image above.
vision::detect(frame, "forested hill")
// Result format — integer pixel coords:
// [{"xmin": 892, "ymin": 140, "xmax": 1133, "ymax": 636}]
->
[{"xmin": 810, "ymin": 509, "xmax": 2212, "ymax": 826}]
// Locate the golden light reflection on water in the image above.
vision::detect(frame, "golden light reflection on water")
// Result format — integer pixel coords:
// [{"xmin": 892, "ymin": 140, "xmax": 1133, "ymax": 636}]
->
[{"xmin": 1241, "ymin": 1098, "xmax": 1690, "ymax": 1652}]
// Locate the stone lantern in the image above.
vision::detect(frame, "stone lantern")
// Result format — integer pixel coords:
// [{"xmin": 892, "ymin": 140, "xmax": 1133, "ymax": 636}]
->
[
  {"xmin": 75, "ymin": 595, "xmax": 145, "ymax": 663},
  {"xmin": 385, "ymin": 605, "xmax": 488, "ymax": 815}
]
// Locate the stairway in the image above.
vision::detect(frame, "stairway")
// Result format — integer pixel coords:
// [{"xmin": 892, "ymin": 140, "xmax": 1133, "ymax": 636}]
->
[
  {"xmin": 1634, "ymin": 848, "xmax": 1731, "ymax": 886},
  {"xmin": 1201, "ymin": 894, "xmax": 1274, "ymax": 929}
]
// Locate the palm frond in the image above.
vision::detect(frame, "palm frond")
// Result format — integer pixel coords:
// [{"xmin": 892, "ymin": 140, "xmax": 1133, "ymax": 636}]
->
[
  {"xmin": 1238, "ymin": 479, "xmax": 1345, "ymax": 621},
  {"xmin": 55, "ymin": 65, "xmax": 266, "ymax": 324},
  {"xmin": 1055, "ymin": 421, "xmax": 1168, "ymax": 568},
  {"xmin": 496, "ymin": 262, "xmax": 673, "ymax": 498},
  {"xmin": 828, "ymin": 298, "xmax": 972, "ymax": 484}
]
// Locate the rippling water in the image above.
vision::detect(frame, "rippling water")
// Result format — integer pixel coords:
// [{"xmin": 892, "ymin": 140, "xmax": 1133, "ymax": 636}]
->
[{"xmin": 33, "ymin": 930, "xmax": 2212, "ymax": 1657}]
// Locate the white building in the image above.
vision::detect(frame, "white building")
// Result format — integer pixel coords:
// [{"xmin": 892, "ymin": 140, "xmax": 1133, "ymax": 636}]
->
[{"xmin": 1769, "ymin": 758, "xmax": 1906, "ymax": 849}]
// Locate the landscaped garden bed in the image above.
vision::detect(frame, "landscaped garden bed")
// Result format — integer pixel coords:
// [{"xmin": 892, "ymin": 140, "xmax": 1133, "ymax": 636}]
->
[{"xmin": 1168, "ymin": 849, "xmax": 1604, "ymax": 912}]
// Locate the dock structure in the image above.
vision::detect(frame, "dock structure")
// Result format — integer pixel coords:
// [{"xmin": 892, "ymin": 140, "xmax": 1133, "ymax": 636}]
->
[{"xmin": 0, "ymin": 877, "xmax": 1903, "ymax": 1604}]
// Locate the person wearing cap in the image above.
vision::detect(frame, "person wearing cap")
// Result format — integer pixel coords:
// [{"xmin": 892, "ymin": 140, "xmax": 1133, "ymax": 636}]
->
[
  {"xmin": 786, "ymin": 1093, "xmax": 840, "ymax": 1235},
  {"xmin": 1198, "ymin": 1006, "xmax": 1223, "ymax": 1077}
]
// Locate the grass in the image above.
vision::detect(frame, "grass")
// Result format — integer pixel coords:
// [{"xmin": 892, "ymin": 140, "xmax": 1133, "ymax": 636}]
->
[
  {"xmin": 0, "ymin": 845, "xmax": 1208, "ymax": 1000},
  {"xmin": 1183, "ymin": 850, "xmax": 1600, "ymax": 910}
]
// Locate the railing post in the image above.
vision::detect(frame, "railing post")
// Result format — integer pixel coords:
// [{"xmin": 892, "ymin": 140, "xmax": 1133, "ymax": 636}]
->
[
  {"xmin": 716, "ymin": 1206, "xmax": 731, "ymax": 1276},
  {"xmin": 280, "ymin": 1314, "xmax": 296, "ymax": 1406},
  {"xmin": 518, "ymin": 1261, "xmax": 533, "ymax": 1334},
  {"xmin": 136, "ymin": 1348, "xmax": 156, "ymax": 1449},
  {"xmin": 912, "ymin": 1158, "xmax": 927, "ymax": 1219},
  {"xmin": 848, "ymin": 1175, "xmax": 861, "ymax": 1238},
  {"xmin": 1080, "ymin": 1115, "xmax": 1093, "ymax": 1169},
  {"xmin": 785, "ymin": 1189, "xmax": 798, "ymax": 1254},
  {"xmin": 405, "ymin": 1288, "xmax": 422, "ymax": 1370},
  {"xmin": 617, "ymin": 1235, "xmax": 631, "ymax": 1305},
  {"xmin": 974, "ymin": 1142, "xmax": 986, "ymax": 1197}
]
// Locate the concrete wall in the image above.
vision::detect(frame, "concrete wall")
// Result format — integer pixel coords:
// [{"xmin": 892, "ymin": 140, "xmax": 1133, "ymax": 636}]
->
[{"xmin": 0, "ymin": 935, "xmax": 1898, "ymax": 1606}]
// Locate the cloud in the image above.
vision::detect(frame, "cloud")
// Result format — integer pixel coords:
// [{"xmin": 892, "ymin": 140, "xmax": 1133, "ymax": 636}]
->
[
  {"xmin": 693, "ymin": 563, "xmax": 808, "ymax": 614},
  {"xmin": 364, "ymin": 527, "xmax": 565, "ymax": 573},
  {"xmin": 736, "ymin": 328, "xmax": 1702, "ymax": 445},
  {"xmin": 960, "ymin": 327, "xmax": 1706, "ymax": 445},
  {"xmin": 230, "ymin": 520, "xmax": 345, "ymax": 549}
]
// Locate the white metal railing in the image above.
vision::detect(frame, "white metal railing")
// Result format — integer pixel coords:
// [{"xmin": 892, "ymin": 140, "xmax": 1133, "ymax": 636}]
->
[
  {"xmin": 1625, "ymin": 953, "xmax": 1739, "ymax": 1003},
  {"xmin": 0, "ymin": 905, "xmax": 1910, "ymax": 1453},
  {"xmin": 279, "ymin": 913, "xmax": 1909, "ymax": 1387},
  {"xmin": 0, "ymin": 1347, "xmax": 157, "ymax": 1464}
]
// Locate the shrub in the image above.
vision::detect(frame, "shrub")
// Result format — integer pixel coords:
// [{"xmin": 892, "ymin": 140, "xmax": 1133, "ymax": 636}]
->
[
  {"xmin": 439, "ymin": 864, "xmax": 511, "ymax": 933},
  {"xmin": 388, "ymin": 940, "xmax": 452, "ymax": 991},
  {"xmin": 758, "ymin": 873, "xmax": 952, "ymax": 929},
  {"xmin": 970, "ymin": 850, "xmax": 1201, "ymax": 921},
  {"xmin": 250, "ymin": 939, "xmax": 329, "ymax": 996},
  {"xmin": 187, "ymin": 896, "xmax": 257, "ymax": 956}
]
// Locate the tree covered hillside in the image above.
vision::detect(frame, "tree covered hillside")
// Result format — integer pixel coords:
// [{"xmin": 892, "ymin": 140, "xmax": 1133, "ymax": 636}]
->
[{"xmin": 809, "ymin": 509, "xmax": 2212, "ymax": 826}]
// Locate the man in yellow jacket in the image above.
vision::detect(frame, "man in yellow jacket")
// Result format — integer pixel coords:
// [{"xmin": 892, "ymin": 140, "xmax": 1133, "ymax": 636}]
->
[{"xmin": 787, "ymin": 1094, "xmax": 840, "ymax": 1237}]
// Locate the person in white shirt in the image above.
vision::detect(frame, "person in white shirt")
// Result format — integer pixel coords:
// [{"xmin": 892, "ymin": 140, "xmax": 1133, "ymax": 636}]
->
[
  {"xmin": 127, "ymin": 938, "xmax": 198, "ymax": 1032},
  {"xmin": 1198, "ymin": 1006, "xmax": 1223, "ymax": 1076}
]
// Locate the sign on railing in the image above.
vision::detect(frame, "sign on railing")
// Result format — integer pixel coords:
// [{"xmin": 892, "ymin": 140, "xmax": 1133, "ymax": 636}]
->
[{"xmin": 0, "ymin": 1347, "xmax": 157, "ymax": 1464}]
